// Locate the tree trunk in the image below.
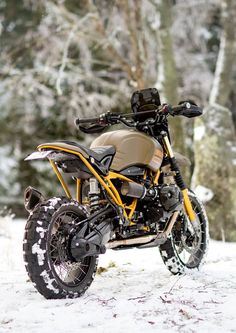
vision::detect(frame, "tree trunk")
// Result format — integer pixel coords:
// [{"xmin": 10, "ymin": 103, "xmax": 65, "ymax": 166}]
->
[
  {"xmin": 209, "ymin": 0, "xmax": 236, "ymax": 105},
  {"xmin": 192, "ymin": 0, "xmax": 236, "ymax": 241},
  {"xmin": 154, "ymin": 0, "xmax": 190, "ymax": 183},
  {"xmin": 156, "ymin": 0, "xmax": 185, "ymax": 153}
]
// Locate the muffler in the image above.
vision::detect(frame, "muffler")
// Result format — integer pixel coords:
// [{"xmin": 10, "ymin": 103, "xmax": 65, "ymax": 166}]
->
[
  {"xmin": 121, "ymin": 182, "xmax": 146, "ymax": 199},
  {"xmin": 120, "ymin": 181, "xmax": 158, "ymax": 200},
  {"xmin": 24, "ymin": 186, "xmax": 45, "ymax": 212}
]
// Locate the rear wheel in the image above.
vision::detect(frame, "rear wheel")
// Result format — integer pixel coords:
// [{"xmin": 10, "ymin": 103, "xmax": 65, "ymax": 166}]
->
[
  {"xmin": 23, "ymin": 197, "xmax": 98, "ymax": 299},
  {"xmin": 159, "ymin": 190, "xmax": 209, "ymax": 274}
]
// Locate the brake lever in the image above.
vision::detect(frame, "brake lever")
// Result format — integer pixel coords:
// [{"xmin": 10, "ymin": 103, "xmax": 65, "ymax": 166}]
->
[{"xmin": 106, "ymin": 112, "xmax": 120, "ymax": 125}]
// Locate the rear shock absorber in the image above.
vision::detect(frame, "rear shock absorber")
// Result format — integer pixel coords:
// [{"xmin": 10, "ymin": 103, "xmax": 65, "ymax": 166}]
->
[{"xmin": 89, "ymin": 177, "xmax": 101, "ymax": 213}]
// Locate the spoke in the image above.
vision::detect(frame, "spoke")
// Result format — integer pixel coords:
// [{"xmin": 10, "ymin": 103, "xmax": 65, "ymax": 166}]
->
[
  {"xmin": 56, "ymin": 264, "xmax": 64, "ymax": 280},
  {"xmin": 172, "ymin": 193, "xmax": 208, "ymax": 267},
  {"xmin": 190, "ymin": 252, "xmax": 200, "ymax": 262},
  {"xmin": 78, "ymin": 263, "xmax": 89, "ymax": 267},
  {"xmin": 76, "ymin": 265, "xmax": 86, "ymax": 275},
  {"xmin": 64, "ymin": 269, "xmax": 77, "ymax": 283},
  {"xmin": 49, "ymin": 210, "xmax": 91, "ymax": 286},
  {"xmin": 62, "ymin": 262, "xmax": 86, "ymax": 283},
  {"xmin": 50, "ymin": 243, "xmax": 59, "ymax": 252}
]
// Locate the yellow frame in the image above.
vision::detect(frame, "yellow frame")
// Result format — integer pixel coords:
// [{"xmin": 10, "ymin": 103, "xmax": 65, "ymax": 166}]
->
[
  {"xmin": 38, "ymin": 144, "xmax": 161, "ymax": 224},
  {"xmin": 38, "ymin": 138, "xmax": 195, "ymax": 224},
  {"xmin": 76, "ymin": 178, "xmax": 81, "ymax": 203}
]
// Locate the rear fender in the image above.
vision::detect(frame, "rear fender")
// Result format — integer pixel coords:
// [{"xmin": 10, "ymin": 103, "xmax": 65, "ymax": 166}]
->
[{"xmin": 24, "ymin": 150, "xmax": 53, "ymax": 161}]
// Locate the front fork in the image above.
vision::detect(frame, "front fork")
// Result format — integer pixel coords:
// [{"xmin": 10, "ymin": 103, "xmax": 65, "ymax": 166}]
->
[{"xmin": 161, "ymin": 131, "xmax": 196, "ymax": 222}]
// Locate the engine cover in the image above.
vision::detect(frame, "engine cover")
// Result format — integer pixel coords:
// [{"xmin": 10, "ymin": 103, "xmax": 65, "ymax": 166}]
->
[
  {"xmin": 144, "ymin": 184, "xmax": 182, "ymax": 228},
  {"xmin": 159, "ymin": 184, "xmax": 182, "ymax": 211}
]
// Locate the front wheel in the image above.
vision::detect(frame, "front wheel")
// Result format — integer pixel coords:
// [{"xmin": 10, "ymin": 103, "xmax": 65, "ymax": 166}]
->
[
  {"xmin": 159, "ymin": 190, "xmax": 209, "ymax": 274},
  {"xmin": 23, "ymin": 197, "xmax": 98, "ymax": 299}
]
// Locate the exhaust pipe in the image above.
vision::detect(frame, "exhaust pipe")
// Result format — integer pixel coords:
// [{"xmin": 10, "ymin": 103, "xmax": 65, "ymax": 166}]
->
[
  {"xmin": 106, "ymin": 235, "xmax": 157, "ymax": 249},
  {"xmin": 138, "ymin": 211, "xmax": 179, "ymax": 248},
  {"xmin": 24, "ymin": 186, "xmax": 45, "ymax": 212},
  {"xmin": 106, "ymin": 211, "xmax": 180, "ymax": 250}
]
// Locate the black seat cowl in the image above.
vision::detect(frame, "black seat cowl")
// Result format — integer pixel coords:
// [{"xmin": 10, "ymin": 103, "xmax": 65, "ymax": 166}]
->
[{"xmin": 90, "ymin": 146, "xmax": 116, "ymax": 160}]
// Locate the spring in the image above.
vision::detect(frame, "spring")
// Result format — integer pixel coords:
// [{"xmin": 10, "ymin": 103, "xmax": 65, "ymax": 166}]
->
[
  {"xmin": 89, "ymin": 178, "xmax": 101, "ymax": 212},
  {"xmin": 89, "ymin": 194, "xmax": 100, "ymax": 211}
]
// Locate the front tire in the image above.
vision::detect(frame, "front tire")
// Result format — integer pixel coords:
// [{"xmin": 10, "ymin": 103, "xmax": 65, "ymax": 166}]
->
[
  {"xmin": 23, "ymin": 197, "xmax": 98, "ymax": 299},
  {"xmin": 159, "ymin": 190, "xmax": 209, "ymax": 274}
]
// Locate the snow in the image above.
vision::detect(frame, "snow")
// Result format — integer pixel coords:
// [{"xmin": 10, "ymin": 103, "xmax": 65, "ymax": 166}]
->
[
  {"xmin": 194, "ymin": 185, "xmax": 214, "ymax": 203},
  {"xmin": 39, "ymin": 270, "xmax": 60, "ymax": 294},
  {"xmin": 31, "ymin": 242, "xmax": 46, "ymax": 266},
  {"xmin": 194, "ymin": 125, "xmax": 205, "ymax": 141},
  {"xmin": 0, "ymin": 213, "xmax": 12, "ymax": 238},
  {"xmin": 1, "ymin": 219, "xmax": 236, "ymax": 333}
]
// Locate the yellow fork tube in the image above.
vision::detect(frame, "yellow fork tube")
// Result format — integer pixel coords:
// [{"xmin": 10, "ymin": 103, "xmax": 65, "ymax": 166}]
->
[
  {"xmin": 182, "ymin": 189, "xmax": 195, "ymax": 221},
  {"xmin": 153, "ymin": 170, "xmax": 160, "ymax": 185},
  {"xmin": 162, "ymin": 134, "xmax": 196, "ymax": 222}
]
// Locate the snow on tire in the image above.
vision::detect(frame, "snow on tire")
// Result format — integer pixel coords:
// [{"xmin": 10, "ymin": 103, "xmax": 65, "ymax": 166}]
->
[
  {"xmin": 159, "ymin": 190, "xmax": 209, "ymax": 275},
  {"xmin": 23, "ymin": 197, "xmax": 98, "ymax": 299}
]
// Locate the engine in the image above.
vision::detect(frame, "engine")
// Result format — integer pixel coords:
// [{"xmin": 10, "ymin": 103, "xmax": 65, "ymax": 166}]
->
[
  {"xmin": 120, "ymin": 181, "xmax": 182, "ymax": 229},
  {"xmin": 158, "ymin": 184, "xmax": 183, "ymax": 211}
]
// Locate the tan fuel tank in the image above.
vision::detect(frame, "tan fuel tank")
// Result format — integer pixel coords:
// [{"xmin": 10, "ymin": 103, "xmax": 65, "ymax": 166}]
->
[{"xmin": 90, "ymin": 130, "xmax": 163, "ymax": 172}]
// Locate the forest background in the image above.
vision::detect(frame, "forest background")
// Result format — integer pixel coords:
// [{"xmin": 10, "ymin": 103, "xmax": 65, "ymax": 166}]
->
[{"xmin": 0, "ymin": 0, "xmax": 235, "ymax": 241}]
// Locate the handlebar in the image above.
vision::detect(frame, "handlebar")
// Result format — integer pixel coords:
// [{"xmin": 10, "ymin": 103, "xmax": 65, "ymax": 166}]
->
[{"xmin": 75, "ymin": 102, "xmax": 202, "ymax": 133}]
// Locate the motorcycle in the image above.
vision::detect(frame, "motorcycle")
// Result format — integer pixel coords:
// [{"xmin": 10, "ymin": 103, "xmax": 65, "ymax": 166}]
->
[{"xmin": 23, "ymin": 88, "xmax": 209, "ymax": 299}]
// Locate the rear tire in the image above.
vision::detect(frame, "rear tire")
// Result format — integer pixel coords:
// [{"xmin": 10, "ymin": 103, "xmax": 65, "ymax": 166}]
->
[
  {"xmin": 159, "ymin": 190, "xmax": 209, "ymax": 274},
  {"xmin": 23, "ymin": 197, "xmax": 98, "ymax": 299}
]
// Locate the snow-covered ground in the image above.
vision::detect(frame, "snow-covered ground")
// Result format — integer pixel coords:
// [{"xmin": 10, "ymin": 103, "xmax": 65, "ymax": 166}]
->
[{"xmin": 0, "ymin": 219, "xmax": 236, "ymax": 333}]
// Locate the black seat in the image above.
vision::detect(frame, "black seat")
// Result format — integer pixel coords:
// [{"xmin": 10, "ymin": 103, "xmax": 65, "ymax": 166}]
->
[{"xmin": 56, "ymin": 141, "xmax": 115, "ymax": 161}]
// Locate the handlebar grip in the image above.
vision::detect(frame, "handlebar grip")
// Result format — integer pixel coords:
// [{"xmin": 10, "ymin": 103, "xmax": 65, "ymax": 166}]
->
[
  {"xmin": 183, "ymin": 104, "xmax": 203, "ymax": 118},
  {"xmin": 170, "ymin": 105, "xmax": 185, "ymax": 114},
  {"xmin": 75, "ymin": 117, "xmax": 100, "ymax": 126},
  {"xmin": 170, "ymin": 102, "xmax": 202, "ymax": 118}
]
